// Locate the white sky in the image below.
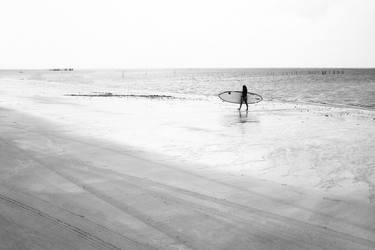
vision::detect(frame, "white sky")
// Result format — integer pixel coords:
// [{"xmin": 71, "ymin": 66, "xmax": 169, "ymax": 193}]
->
[{"xmin": 0, "ymin": 0, "xmax": 374, "ymax": 68}]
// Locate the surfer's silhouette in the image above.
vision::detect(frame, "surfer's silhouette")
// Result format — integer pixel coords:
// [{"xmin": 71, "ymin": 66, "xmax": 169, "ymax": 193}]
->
[{"xmin": 238, "ymin": 85, "xmax": 248, "ymax": 111}]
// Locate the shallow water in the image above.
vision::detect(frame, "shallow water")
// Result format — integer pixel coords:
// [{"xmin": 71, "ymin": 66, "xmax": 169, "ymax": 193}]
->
[
  {"xmin": 1, "ymin": 70, "xmax": 375, "ymax": 200},
  {"xmin": 1, "ymin": 68, "xmax": 375, "ymax": 109}
]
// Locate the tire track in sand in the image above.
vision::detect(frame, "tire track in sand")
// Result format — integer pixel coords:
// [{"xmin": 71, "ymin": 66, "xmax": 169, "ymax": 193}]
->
[
  {"xmin": 0, "ymin": 138, "xmax": 193, "ymax": 250},
  {"xmin": 0, "ymin": 192, "xmax": 123, "ymax": 250},
  {"xmin": 61, "ymin": 162, "xmax": 375, "ymax": 250}
]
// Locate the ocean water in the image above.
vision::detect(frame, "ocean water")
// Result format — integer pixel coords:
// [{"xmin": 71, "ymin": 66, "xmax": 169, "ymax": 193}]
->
[
  {"xmin": 3, "ymin": 68, "xmax": 375, "ymax": 109},
  {"xmin": 1, "ymin": 69, "xmax": 375, "ymax": 198}
]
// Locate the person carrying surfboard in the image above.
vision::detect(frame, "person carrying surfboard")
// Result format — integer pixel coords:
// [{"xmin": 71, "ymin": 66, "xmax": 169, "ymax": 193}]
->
[{"xmin": 239, "ymin": 85, "xmax": 248, "ymax": 111}]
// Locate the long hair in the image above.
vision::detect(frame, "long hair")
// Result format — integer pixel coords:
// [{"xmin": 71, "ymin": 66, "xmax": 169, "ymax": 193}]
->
[{"xmin": 242, "ymin": 85, "xmax": 247, "ymax": 93}]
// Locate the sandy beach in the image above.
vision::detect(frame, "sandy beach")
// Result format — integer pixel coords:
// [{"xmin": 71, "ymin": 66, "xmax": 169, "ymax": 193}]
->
[
  {"xmin": 1, "ymin": 74, "xmax": 375, "ymax": 249},
  {"xmin": 2, "ymin": 0, "xmax": 375, "ymax": 246}
]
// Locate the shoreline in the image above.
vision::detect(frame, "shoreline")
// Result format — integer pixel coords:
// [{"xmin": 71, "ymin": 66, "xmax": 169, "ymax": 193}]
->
[
  {"xmin": 273, "ymin": 99, "xmax": 375, "ymax": 112},
  {"xmin": 2, "ymin": 76, "xmax": 375, "ymax": 112},
  {"xmin": 1, "ymin": 107, "xmax": 375, "ymax": 249},
  {"xmin": 1, "ymin": 77, "xmax": 375, "ymax": 199},
  {"xmin": 0, "ymin": 78, "xmax": 374, "ymax": 202}
]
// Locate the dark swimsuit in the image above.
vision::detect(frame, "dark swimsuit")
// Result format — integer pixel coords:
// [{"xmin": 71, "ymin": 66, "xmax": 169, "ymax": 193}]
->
[{"xmin": 241, "ymin": 91, "xmax": 247, "ymax": 103}]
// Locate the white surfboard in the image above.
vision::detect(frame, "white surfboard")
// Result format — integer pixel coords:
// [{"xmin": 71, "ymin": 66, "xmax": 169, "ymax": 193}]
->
[{"xmin": 218, "ymin": 91, "xmax": 263, "ymax": 104}]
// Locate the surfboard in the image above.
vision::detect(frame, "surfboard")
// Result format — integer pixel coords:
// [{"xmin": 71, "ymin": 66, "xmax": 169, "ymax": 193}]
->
[{"xmin": 218, "ymin": 91, "xmax": 263, "ymax": 104}]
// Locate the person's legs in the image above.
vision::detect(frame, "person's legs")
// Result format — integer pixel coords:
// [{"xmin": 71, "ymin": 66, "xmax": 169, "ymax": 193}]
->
[{"xmin": 239, "ymin": 97, "xmax": 243, "ymax": 110}]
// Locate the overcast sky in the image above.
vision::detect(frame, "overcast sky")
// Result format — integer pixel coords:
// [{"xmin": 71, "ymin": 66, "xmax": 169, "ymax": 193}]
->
[{"xmin": 0, "ymin": 0, "xmax": 374, "ymax": 68}]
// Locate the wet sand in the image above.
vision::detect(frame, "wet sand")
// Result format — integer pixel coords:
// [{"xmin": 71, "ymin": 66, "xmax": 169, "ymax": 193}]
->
[
  {"xmin": 1, "ymin": 107, "xmax": 375, "ymax": 249},
  {"xmin": 1, "ymin": 74, "xmax": 375, "ymax": 249}
]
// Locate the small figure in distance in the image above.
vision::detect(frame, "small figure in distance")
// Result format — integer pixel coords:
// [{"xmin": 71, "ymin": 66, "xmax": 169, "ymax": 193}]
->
[{"xmin": 239, "ymin": 85, "xmax": 248, "ymax": 111}]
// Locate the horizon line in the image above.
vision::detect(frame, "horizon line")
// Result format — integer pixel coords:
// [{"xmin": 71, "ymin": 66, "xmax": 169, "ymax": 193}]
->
[{"xmin": 1, "ymin": 67, "xmax": 375, "ymax": 71}]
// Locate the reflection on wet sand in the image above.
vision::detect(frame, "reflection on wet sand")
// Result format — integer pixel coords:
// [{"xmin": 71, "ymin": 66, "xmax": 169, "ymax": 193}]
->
[{"xmin": 238, "ymin": 110, "xmax": 259, "ymax": 123}]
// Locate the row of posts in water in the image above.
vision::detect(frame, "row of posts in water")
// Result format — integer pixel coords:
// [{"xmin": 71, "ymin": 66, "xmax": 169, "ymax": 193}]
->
[
  {"xmin": 274, "ymin": 70, "xmax": 345, "ymax": 75},
  {"xmin": 231, "ymin": 69, "xmax": 346, "ymax": 76},
  {"xmin": 49, "ymin": 68, "xmax": 74, "ymax": 71},
  {"xmin": 170, "ymin": 69, "xmax": 346, "ymax": 76},
  {"xmin": 118, "ymin": 69, "xmax": 346, "ymax": 81},
  {"xmin": 117, "ymin": 69, "xmax": 347, "ymax": 79}
]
